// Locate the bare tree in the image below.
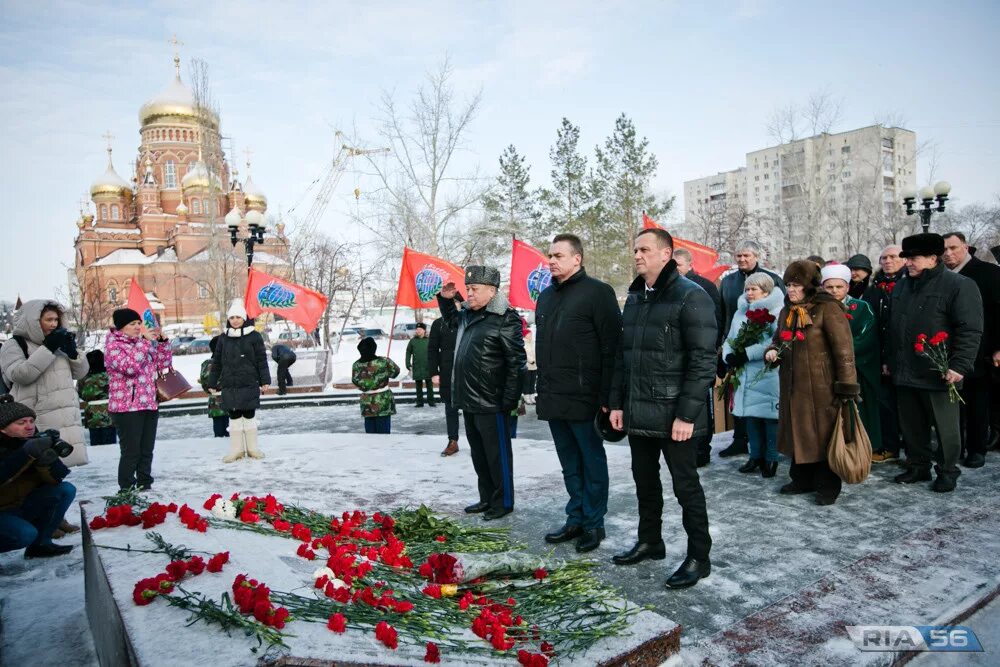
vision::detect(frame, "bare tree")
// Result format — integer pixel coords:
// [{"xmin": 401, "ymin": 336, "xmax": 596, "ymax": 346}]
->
[{"xmin": 362, "ymin": 57, "xmax": 488, "ymax": 261}]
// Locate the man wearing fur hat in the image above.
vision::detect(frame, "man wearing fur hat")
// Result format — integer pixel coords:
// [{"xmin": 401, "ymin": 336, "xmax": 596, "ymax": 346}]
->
[
  {"xmin": 0, "ymin": 395, "xmax": 76, "ymax": 558},
  {"xmin": 438, "ymin": 267, "xmax": 526, "ymax": 521},
  {"xmin": 886, "ymin": 233, "xmax": 983, "ymax": 492}
]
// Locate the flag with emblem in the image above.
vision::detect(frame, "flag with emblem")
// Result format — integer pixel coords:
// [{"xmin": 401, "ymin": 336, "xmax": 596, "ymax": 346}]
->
[
  {"xmin": 642, "ymin": 213, "xmax": 722, "ymax": 276},
  {"xmin": 395, "ymin": 247, "xmax": 466, "ymax": 308},
  {"xmin": 508, "ymin": 239, "xmax": 551, "ymax": 310},
  {"xmin": 126, "ymin": 279, "xmax": 158, "ymax": 330},
  {"xmin": 244, "ymin": 267, "xmax": 329, "ymax": 332}
]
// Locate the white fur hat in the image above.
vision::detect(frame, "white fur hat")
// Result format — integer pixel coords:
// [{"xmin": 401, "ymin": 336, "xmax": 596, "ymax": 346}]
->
[
  {"xmin": 227, "ymin": 298, "xmax": 248, "ymax": 319},
  {"xmin": 820, "ymin": 263, "xmax": 851, "ymax": 284}
]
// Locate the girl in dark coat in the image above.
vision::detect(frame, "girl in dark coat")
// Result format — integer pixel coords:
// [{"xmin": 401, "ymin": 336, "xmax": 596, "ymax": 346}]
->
[{"xmin": 206, "ymin": 300, "xmax": 270, "ymax": 462}]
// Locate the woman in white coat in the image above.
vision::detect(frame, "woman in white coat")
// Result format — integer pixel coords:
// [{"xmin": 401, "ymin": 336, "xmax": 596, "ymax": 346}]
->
[{"xmin": 0, "ymin": 300, "xmax": 89, "ymax": 466}]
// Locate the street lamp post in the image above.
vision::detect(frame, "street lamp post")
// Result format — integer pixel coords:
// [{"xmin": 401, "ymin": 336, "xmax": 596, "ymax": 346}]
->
[
  {"xmin": 229, "ymin": 210, "xmax": 267, "ymax": 272},
  {"xmin": 901, "ymin": 181, "xmax": 951, "ymax": 233}
]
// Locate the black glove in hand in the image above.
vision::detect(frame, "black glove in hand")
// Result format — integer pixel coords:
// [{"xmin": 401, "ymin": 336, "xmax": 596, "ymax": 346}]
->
[
  {"xmin": 60, "ymin": 333, "xmax": 79, "ymax": 359},
  {"xmin": 43, "ymin": 328, "xmax": 68, "ymax": 352},
  {"xmin": 716, "ymin": 358, "xmax": 728, "ymax": 380},
  {"xmin": 725, "ymin": 351, "xmax": 749, "ymax": 368},
  {"xmin": 22, "ymin": 436, "xmax": 58, "ymax": 466}
]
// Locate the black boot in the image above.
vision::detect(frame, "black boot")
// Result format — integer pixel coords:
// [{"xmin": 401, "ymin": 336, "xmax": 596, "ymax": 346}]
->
[
  {"xmin": 482, "ymin": 506, "xmax": 513, "ymax": 521},
  {"xmin": 932, "ymin": 465, "xmax": 961, "ymax": 493},
  {"xmin": 611, "ymin": 541, "xmax": 666, "ymax": 565},
  {"xmin": 761, "ymin": 460, "xmax": 779, "ymax": 478},
  {"xmin": 962, "ymin": 452, "xmax": 985, "ymax": 469},
  {"xmin": 575, "ymin": 528, "xmax": 605, "ymax": 553},
  {"xmin": 738, "ymin": 458, "xmax": 761, "ymax": 473},
  {"xmin": 24, "ymin": 543, "xmax": 73, "ymax": 559},
  {"xmin": 779, "ymin": 480, "xmax": 814, "ymax": 495},
  {"xmin": 464, "ymin": 501, "xmax": 489, "ymax": 514},
  {"xmin": 894, "ymin": 466, "xmax": 932, "ymax": 484},
  {"xmin": 719, "ymin": 440, "xmax": 748, "ymax": 458},
  {"xmin": 544, "ymin": 523, "xmax": 583, "ymax": 544},
  {"xmin": 665, "ymin": 556, "xmax": 711, "ymax": 589}
]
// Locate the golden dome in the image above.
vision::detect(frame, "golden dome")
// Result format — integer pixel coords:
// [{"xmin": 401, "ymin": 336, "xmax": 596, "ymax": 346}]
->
[
  {"xmin": 90, "ymin": 151, "xmax": 132, "ymax": 198},
  {"xmin": 139, "ymin": 67, "xmax": 219, "ymax": 129},
  {"xmin": 181, "ymin": 159, "xmax": 222, "ymax": 192},
  {"xmin": 243, "ymin": 174, "xmax": 267, "ymax": 208},
  {"xmin": 175, "ymin": 201, "xmax": 189, "ymax": 216}
]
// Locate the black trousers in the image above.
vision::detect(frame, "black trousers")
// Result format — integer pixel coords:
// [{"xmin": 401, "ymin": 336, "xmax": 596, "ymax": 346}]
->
[
  {"xmin": 212, "ymin": 416, "xmax": 230, "ymax": 437},
  {"xmin": 627, "ymin": 434, "xmax": 711, "ymax": 561},
  {"xmin": 112, "ymin": 410, "xmax": 159, "ymax": 490},
  {"xmin": 897, "ymin": 386, "xmax": 961, "ymax": 472},
  {"xmin": 695, "ymin": 389, "xmax": 715, "ymax": 460},
  {"xmin": 441, "ymin": 384, "xmax": 460, "ymax": 440},
  {"xmin": 415, "ymin": 379, "xmax": 436, "ymax": 406},
  {"xmin": 732, "ymin": 415, "xmax": 748, "ymax": 446},
  {"xmin": 878, "ymin": 376, "xmax": 903, "ymax": 455},
  {"xmin": 276, "ymin": 360, "xmax": 294, "ymax": 394},
  {"xmin": 959, "ymin": 375, "xmax": 992, "ymax": 457},
  {"xmin": 464, "ymin": 412, "xmax": 514, "ymax": 511},
  {"xmin": 789, "ymin": 460, "xmax": 842, "ymax": 500},
  {"xmin": 228, "ymin": 409, "xmax": 256, "ymax": 419}
]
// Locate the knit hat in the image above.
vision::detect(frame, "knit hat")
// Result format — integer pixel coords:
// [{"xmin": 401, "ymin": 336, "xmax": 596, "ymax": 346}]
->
[
  {"xmin": 845, "ymin": 254, "xmax": 873, "ymax": 273},
  {"xmin": 112, "ymin": 308, "xmax": 141, "ymax": 330},
  {"xmin": 227, "ymin": 299, "xmax": 248, "ymax": 320},
  {"xmin": 0, "ymin": 395, "xmax": 36, "ymax": 430},
  {"xmin": 415, "ymin": 322, "xmax": 427, "ymax": 331},
  {"xmin": 357, "ymin": 336, "xmax": 377, "ymax": 361},
  {"xmin": 820, "ymin": 264, "xmax": 852, "ymax": 285},
  {"xmin": 86, "ymin": 350, "xmax": 106, "ymax": 375},
  {"xmin": 464, "ymin": 265, "xmax": 501, "ymax": 287}
]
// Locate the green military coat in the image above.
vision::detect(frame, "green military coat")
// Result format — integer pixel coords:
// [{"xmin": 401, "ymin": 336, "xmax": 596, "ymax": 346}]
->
[
  {"xmin": 844, "ymin": 296, "xmax": 882, "ymax": 448},
  {"xmin": 78, "ymin": 372, "xmax": 112, "ymax": 429},
  {"xmin": 405, "ymin": 336, "xmax": 431, "ymax": 380}
]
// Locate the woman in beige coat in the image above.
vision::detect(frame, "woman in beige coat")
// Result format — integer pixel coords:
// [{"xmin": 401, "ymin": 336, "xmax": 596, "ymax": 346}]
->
[
  {"xmin": 765, "ymin": 261, "xmax": 858, "ymax": 505},
  {"xmin": 0, "ymin": 300, "xmax": 89, "ymax": 466}
]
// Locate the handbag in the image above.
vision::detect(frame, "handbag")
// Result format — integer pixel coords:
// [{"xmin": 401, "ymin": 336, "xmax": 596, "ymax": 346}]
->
[
  {"xmin": 827, "ymin": 401, "xmax": 872, "ymax": 484},
  {"xmin": 156, "ymin": 368, "xmax": 192, "ymax": 402}
]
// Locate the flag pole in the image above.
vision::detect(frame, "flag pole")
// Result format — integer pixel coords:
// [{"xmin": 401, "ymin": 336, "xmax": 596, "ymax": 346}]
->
[{"xmin": 386, "ymin": 300, "xmax": 401, "ymax": 358}]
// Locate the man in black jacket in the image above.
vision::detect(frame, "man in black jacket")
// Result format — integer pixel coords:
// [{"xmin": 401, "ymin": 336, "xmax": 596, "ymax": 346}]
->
[
  {"xmin": 943, "ymin": 232, "xmax": 1000, "ymax": 467},
  {"xmin": 871, "ymin": 245, "xmax": 907, "ymax": 463},
  {"xmin": 887, "ymin": 233, "xmax": 983, "ymax": 492},
  {"xmin": 609, "ymin": 228, "xmax": 717, "ymax": 589},
  {"xmin": 428, "ymin": 299, "xmax": 462, "ymax": 457},
  {"xmin": 535, "ymin": 233, "xmax": 621, "ymax": 553},
  {"xmin": 271, "ymin": 344, "xmax": 297, "ymax": 396},
  {"xmin": 718, "ymin": 241, "xmax": 784, "ymax": 458},
  {"xmin": 438, "ymin": 268, "xmax": 526, "ymax": 521},
  {"xmin": 674, "ymin": 248, "xmax": 722, "ymax": 467}
]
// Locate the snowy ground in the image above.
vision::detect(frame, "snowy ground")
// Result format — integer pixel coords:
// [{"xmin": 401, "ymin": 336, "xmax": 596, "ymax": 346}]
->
[{"xmin": 2, "ymin": 407, "xmax": 999, "ymax": 666}]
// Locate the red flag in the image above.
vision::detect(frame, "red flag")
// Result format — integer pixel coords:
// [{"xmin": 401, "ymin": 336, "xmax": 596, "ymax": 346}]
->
[
  {"xmin": 702, "ymin": 264, "xmax": 732, "ymax": 284},
  {"xmin": 244, "ymin": 268, "xmax": 328, "ymax": 333},
  {"xmin": 395, "ymin": 247, "xmax": 466, "ymax": 308},
  {"xmin": 508, "ymin": 239, "xmax": 551, "ymax": 310},
  {"xmin": 126, "ymin": 279, "xmax": 158, "ymax": 329},
  {"xmin": 642, "ymin": 213, "xmax": 720, "ymax": 276}
]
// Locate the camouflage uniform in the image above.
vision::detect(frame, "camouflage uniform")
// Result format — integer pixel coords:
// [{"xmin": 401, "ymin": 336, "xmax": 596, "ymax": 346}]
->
[
  {"xmin": 78, "ymin": 372, "xmax": 112, "ymax": 429},
  {"xmin": 352, "ymin": 357, "xmax": 400, "ymax": 418}
]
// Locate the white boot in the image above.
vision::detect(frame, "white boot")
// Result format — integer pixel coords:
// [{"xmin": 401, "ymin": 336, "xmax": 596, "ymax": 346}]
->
[
  {"xmin": 244, "ymin": 418, "xmax": 265, "ymax": 459},
  {"xmin": 223, "ymin": 417, "xmax": 246, "ymax": 463}
]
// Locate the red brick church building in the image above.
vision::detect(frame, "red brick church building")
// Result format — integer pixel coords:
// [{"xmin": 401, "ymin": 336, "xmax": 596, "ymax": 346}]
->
[{"xmin": 74, "ymin": 55, "xmax": 289, "ymax": 326}]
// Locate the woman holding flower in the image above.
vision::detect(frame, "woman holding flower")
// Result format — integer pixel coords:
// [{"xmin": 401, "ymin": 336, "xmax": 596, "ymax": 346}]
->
[
  {"xmin": 721, "ymin": 273, "xmax": 784, "ymax": 477},
  {"xmin": 821, "ymin": 264, "xmax": 882, "ymax": 451},
  {"xmin": 764, "ymin": 260, "xmax": 859, "ymax": 505}
]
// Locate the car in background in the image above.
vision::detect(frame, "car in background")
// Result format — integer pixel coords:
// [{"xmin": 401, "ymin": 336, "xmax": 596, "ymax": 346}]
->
[
  {"xmin": 391, "ymin": 322, "xmax": 419, "ymax": 339},
  {"xmin": 170, "ymin": 336, "xmax": 197, "ymax": 354},
  {"xmin": 270, "ymin": 329, "xmax": 315, "ymax": 348},
  {"xmin": 186, "ymin": 338, "xmax": 212, "ymax": 355}
]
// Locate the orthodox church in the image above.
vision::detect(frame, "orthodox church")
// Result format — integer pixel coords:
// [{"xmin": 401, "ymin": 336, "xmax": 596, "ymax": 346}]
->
[{"xmin": 73, "ymin": 54, "xmax": 289, "ymax": 325}]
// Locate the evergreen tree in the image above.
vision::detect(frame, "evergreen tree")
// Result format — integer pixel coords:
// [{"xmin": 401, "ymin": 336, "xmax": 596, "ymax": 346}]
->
[
  {"xmin": 477, "ymin": 145, "xmax": 541, "ymax": 258},
  {"xmin": 539, "ymin": 118, "xmax": 589, "ymax": 237}
]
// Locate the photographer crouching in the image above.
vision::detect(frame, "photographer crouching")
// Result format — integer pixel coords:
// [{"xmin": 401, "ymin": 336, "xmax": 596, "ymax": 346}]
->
[{"xmin": 0, "ymin": 395, "xmax": 76, "ymax": 558}]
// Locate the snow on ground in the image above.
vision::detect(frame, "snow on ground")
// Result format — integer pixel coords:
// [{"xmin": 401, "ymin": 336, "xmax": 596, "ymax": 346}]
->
[{"xmin": 3, "ymin": 409, "xmax": 1000, "ymax": 666}]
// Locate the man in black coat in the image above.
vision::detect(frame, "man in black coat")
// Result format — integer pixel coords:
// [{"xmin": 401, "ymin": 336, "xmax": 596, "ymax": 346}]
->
[
  {"xmin": 943, "ymin": 232, "xmax": 1000, "ymax": 467},
  {"xmin": 871, "ymin": 244, "xmax": 907, "ymax": 463},
  {"xmin": 609, "ymin": 228, "xmax": 717, "ymax": 589},
  {"xmin": 718, "ymin": 241, "xmax": 784, "ymax": 458},
  {"xmin": 535, "ymin": 233, "xmax": 621, "ymax": 553},
  {"xmin": 887, "ymin": 233, "xmax": 983, "ymax": 492},
  {"xmin": 428, "ymin": 299, "xmax": 461, "ymax": 456},
  {"xmin": 438, "ymin": 268, "xmax": 526, "ymax": 521},
  {"xmin": 674, "ymin": 247, "xmax": 722, "ymax": 467},
  {"xmin": 271, "ymin": 344, "xmax": 297, "ymax": 396}
]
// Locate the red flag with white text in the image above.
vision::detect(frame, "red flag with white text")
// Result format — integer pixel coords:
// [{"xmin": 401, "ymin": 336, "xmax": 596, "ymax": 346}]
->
[
  {"xmin": 508, "ymin": 239, "xmax": 551, "ymax": 310},
  {"xmin": 126, "ymin": 279, "xmax": 158, "ymax": 329},
  {"xmin": 244, "ymin": 268, "xmax": 328, "ymax": 333},
  {"xmin": 395, "ymin": 247, "xmax": 467, "ymax": 308}
]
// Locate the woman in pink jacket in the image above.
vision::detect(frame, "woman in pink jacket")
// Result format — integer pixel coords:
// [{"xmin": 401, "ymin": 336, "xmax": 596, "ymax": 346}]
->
[{"xmin": 104, "ymin": 308, "xmax": 172, "ymax": 491}]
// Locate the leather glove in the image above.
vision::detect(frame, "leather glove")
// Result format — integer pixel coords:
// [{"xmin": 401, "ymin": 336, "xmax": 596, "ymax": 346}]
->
[
  {"xmin": 60, "ymin": 332, "xmax": 79, "ymax": 359},
  {"xmin": 716, "ymin": 357, "xmax": 728, "ymax": 380},
  {"xmin": 725, "ymin": 351, "xmax": 749, "ymax": 367},
  {"xmin": 43, "ymin": 328, "xmax": 68, "ymax": 352},
  {"xmin": 22, "ymin": 436, "xmax": 58, "ymax": 466}
]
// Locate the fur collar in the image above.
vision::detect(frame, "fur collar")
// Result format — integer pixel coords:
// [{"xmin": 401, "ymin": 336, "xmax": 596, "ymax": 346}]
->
[
  {"xmin": 738, "ymin": 287, "xmax": 785, "ymax": 315},
  {"xmin": 464, "ymin": 291, "xmax": 511, "ymax": 316},
  {"xmin": 225, "ymin": 325, "xmax": 257, "ymax": 338}
]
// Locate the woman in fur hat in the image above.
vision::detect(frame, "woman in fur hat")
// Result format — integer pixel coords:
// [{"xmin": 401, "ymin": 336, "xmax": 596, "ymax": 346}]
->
[
  {"xmin": 765, "ymin": 260, "xmax": 859, "ymax": 505},
  {"xmin": 205, "ymin": 300, "xmax": 270, "ymax": 463}
]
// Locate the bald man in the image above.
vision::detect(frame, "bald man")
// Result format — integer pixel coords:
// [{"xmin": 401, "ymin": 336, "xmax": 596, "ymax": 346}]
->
[{"xmin": 871, "ymin": 244, "xmax": 907, "ymax": 463}]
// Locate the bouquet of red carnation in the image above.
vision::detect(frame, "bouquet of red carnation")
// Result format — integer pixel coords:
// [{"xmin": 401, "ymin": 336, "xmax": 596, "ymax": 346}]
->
[
  {"xmin": 717, "ymin": 307, "xmax": 777, "ymax": 400},
  {"xmin": 750, "ymin": 327, "xmax": 804, "ymax": 386},
  {"xmin": 417, "ymin": 552, "xmax": 554, "ymax": 584},
  {"xmin": 914, "ymin": 332, "xmax": 964, "ymax": 403}
]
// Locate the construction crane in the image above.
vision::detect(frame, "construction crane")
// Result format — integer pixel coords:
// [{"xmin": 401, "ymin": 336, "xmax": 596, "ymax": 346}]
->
[{"xmin": 288, "ymin": 130, "xmax": 389, "ymax": 236}]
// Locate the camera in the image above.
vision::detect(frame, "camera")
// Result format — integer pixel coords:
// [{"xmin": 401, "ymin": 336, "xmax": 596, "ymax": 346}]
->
[{"xmin": 40, "ymin": 429, "xmax": 74, "ymax": 459}]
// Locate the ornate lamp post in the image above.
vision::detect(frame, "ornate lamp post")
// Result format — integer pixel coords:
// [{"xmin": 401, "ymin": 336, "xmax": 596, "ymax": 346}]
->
[
  {"xmin": 228, "ymin": 209, "xmax": 267, "ymax": 271},
  {"xmin": 901, "ymin": 181, "xmax": 951, "ymax": 233}
]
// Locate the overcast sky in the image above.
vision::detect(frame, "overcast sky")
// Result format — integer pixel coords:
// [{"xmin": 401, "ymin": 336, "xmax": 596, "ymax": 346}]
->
[{"xmin": 1, "ymin": 0, "xmax": 998, "ymax": 302}]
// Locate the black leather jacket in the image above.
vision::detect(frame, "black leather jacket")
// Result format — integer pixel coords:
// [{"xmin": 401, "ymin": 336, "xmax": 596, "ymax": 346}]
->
[
  {"xmin": 438, "ymin": 292, "xmax": 526, "ymax": 414},
  {"xmin": 610, "ymin": 261, "xmax": 718, "ymax": 438}
]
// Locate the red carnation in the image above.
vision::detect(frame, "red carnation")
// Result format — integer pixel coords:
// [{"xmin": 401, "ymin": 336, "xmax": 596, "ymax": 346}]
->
[
  {"xmin": 424, "ymin": 641, "xmax": 441, "ymax": 663},
  {"xmin": 272, "ymin": 519, "xmax": 291, "ymax": 532},
  {"xmin": 206, "ymin": 551, "xmax": 230, "ymax": 573},
  {"xmin": 916, "ymin": 333, "xmax": 928, "ymax": 342},
  {"xmin": 540, "ymin": 641, "xmax": 556, "ymax": 656},
  {"xmin": 186, "ymin": 556, "xmax": 206, "ymax": 576},
  {"xmin": 422, "ymin": 584, "xmax": 442, "ymax": 599},
  {"xmin": 794, "ymin": 330, "xmax": 805, "ymax": 341},
  {"xmin": 435, "ymin": 535, "xmax": 447, "ymax": 542},
  {"xmin": 914, "ymin": 343, "xmax": 925, "ymax": 353},
  {"xmin": 89, "ymin": 516, "xmax": 107, "ymax": 530},
  {"xmin": 533, "ymin": 568, "xmax": 548, "ymax": 580},
  {"xmin": 327, "ymin": 612, "xmax": 347, "ymax": 633},
  {"xmin": 779, "ymin": 330, "xmax": 793, "ymax": 342},
  {"xmin": 203, "ymin": 494, "xmax": 222, "ymax": 511},
  {"xmin": 165, "ymin": 560, "xmax": 188, "ymax": 581}
]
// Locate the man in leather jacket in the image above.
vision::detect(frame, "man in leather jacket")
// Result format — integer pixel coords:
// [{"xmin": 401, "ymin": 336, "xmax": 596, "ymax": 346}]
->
[
  {"xmin": 438, "ymin": 267, "xmax": 526, "ymax": 521},
  {"xmin": 609, "ymin": 228, "xmax": 717, "ymax": 589}
]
